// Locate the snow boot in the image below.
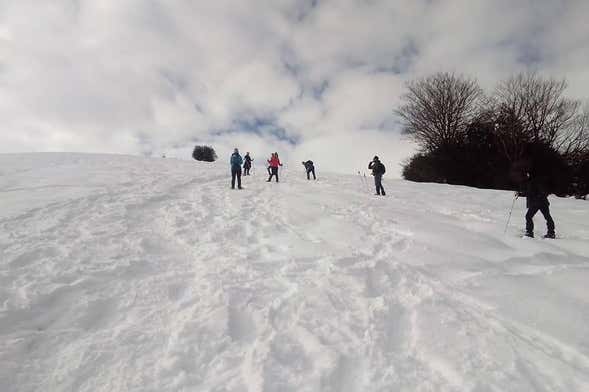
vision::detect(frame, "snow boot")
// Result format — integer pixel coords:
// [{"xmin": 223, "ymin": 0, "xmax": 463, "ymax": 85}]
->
[{"xmin": 543, "ymin": 232, "xmax": 555, "ymax": 239}]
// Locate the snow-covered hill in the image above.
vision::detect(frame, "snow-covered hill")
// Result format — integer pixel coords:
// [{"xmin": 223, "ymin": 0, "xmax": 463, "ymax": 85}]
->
[{"xmin": 1, "ymin": 153, "xmax": 588, "ymax": 392}]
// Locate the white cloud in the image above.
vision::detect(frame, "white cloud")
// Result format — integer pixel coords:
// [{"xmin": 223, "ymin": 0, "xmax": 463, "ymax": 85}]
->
[{"xmin": 0, "ymin": 0, "xmax": 588, "ymax": 174}]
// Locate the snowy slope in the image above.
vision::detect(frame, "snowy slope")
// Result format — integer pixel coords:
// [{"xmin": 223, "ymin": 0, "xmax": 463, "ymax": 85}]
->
[{"xmin": 1, "ymin": 153, "xmax": 588, "ymax": 392}]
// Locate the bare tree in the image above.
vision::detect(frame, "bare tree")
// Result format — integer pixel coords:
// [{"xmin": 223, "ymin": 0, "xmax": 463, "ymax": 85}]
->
[
  {"xmin": 555, "ymin": 105, "xmax": 589, "ymax": 160},
  {"xmin": 493, "ymin": 110, "xmax": 529, "ymax": 163},
  {"xmin": 494, "ymin": 73, "xmax": 580, "ymax": 146},
  {"xmin": 396, "ymin": 72, "xmax": 484, "ymax": 152}
]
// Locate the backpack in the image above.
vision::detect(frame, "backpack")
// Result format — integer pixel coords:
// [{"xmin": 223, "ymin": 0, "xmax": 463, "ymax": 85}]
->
[
  {"xmin": 371, "ymin": 161, "xmax": 385, "ymax": 175},
  {"xmin": 230, "ymin": 153, "xmax": 242, "ymax": 167}
]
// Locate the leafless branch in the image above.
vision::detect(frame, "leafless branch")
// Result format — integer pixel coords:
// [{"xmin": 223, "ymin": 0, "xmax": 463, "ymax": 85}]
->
[{"xmin": 396, "ymin": 72, "xmax": 484, "ymax": 152}]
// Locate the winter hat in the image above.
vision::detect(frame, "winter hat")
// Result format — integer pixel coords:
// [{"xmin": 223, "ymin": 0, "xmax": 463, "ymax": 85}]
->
[
  {"xmin": 234, "ymin": 148, "xmax": 239, "ymax": 153},
  {"xmin": 373, "ymin": 156, "xmax": 379, "ymax": 161}
]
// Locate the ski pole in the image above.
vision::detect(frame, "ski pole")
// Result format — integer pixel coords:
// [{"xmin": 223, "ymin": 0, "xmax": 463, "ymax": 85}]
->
[{"xmin": 504, "ymin": 192, "xmax": 518, "ymax": 234}]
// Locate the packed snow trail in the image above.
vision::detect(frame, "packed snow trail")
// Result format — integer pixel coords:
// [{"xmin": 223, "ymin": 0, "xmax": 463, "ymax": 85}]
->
[{"xmin": 1, "ymin": 153, "xmax": 589, "ymax": 392}]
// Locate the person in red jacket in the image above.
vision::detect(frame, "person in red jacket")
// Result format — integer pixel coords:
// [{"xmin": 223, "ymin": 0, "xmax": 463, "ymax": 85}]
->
[{"xmin": 267, "ymin": 152, "xmax": 283, "ymax": 182}]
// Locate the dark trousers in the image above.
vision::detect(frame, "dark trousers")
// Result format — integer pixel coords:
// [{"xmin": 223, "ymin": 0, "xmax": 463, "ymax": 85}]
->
[
  {"xmin": 268, "ymin": 167, "xmax": 279, "ymax": 182},
  {"xmin": 307, "ymin": 168, "xmax": 316, "ymax": 180},
  {"xmin": 231, "ymin": 167, "xmax": 242, "ymax": 189},
  {"xmin": 526, "ymin": 205, "xmax": 555, "ymax": 236},
  {"xmin": 374, "ymin": 174, "xmax": 385, "ymax": 195},
  {"xmin": 244, "ymin": 166, "xmax": 250, "ymax": 175}
]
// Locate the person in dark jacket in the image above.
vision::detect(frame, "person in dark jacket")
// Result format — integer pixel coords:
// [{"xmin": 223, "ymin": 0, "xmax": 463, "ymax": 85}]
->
[
  {"xmin": 521, "ymin": 172, "xmax": 555, "ymax": 238},
  {"xmin": 230, "ymin": 148, "xmax": 243, "ymax": 189},
  {"xmin": 302, "ymin": 160, "xmax": 316, "ymax": 180},
  {"xmin": 368, "ymin": 156, "xmax": 386, "ymax": 196},
  {"xmin": 243, "ymin": 152, "xmax": 253, "ymax": 176}
]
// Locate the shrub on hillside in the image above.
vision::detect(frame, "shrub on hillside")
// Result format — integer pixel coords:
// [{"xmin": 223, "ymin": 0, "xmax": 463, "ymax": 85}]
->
[
  {"xmin": 192, "ymin": 145, "xmax": 217, "ymax": 162},
  {"xmin": 402, "ymin": 154, "xmax": 441, "ymax": 183},
  {"xmin": 402, "ymin": 122, "xmax": 511, "ymax": 190},
  {"xmin": 570, "ymin": 153, "xmax": 589, "ymax": 199}
]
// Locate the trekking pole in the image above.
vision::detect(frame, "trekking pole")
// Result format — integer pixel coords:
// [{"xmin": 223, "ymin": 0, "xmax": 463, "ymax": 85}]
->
[
  {"xmin": 504, "ymin": 192, "xmax": 518, "ymax": 234},
  {"xmin": 358, "ymin": 171, "xmax": 370, "ymax": 194},
  {"xmin": 363, "ymin": 172, "xmax": 370, "ymax": 194}
]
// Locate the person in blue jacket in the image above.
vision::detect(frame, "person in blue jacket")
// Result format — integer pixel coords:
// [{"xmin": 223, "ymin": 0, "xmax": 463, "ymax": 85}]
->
[{"xmin": 230, "ymin": 148, "xmax": 243, "ymax": 189}]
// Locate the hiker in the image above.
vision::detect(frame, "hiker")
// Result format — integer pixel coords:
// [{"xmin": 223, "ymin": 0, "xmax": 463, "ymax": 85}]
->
[
  {"xmin": 267, "ymin": 152, "xmax": 282, "ymax": 182},
  {"xmin": 230, "ymin": 148, "xmax": 243, "ymax": 189},
  {"xmin": 521, "ymin": 171, "xmax": 555, "ymax": 238},
  {"xmin": 368, "ymin": 156, "xmax": 386, "ymax": 196},
  {"xmin": 302, "ymin": 160, "xmax": 316, "ymax": 180},
  {"xmin": 243, "ymin": 152, "xmax": 253, "ymax": 176}
]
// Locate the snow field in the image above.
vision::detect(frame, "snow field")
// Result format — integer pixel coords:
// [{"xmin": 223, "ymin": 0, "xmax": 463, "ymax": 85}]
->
[{"xmin": 1, "ymin": 153, "xmax": 589, "ymax": 391}]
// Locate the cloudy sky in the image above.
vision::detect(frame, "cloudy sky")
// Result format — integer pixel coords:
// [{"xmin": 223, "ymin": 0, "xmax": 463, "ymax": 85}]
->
[{"xmin": 1, "ymin": 0, "xmax": 588, "ymax": 176}]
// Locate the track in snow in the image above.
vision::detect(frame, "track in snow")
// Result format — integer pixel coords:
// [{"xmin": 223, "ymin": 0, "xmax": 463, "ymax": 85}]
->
[{"xmin": 1, "ymin": 153, "xmax": 589, "ymax": 392}]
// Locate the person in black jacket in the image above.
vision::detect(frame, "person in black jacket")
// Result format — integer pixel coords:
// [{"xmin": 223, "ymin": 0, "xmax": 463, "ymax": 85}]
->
[
  {"xmin": 368, "ymin": 156, "xmax": 386, "ymax": 196},
  {"xmin": 302, "ymin": 160, "xmax": 316, "ymax": 180},
  {"xmin": 522, "ymin": 172, "xmax": 555, "ymax": 238},
  {"xmin": 243, "ymin": 152, "xmax": 253, "ymax": 175}
]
